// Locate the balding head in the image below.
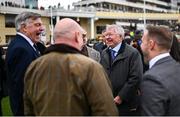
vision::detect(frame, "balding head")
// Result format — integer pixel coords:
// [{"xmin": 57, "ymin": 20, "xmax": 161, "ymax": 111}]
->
[{"xmin": 53, "ymin": 18, "xmax": 86, "ymax": 50}]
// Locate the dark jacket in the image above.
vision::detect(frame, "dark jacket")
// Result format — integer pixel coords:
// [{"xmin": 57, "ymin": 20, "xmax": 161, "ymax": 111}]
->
[
  {"xmin": 0, "ymin": 47, "xmax": 7, "ymax": 98},
  {"xmin": 100, "ymin": 41, "xmax": 143, "ymax": 115},
  {"xmin": 6, "ymin": 34, "xmax": 40, "ymax": 115},
  {"xmin": 93, "ymin": 42, "xmax": 107, "ymax": 54}
]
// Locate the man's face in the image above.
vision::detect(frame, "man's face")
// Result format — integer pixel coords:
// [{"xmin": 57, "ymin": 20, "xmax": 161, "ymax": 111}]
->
[
  {"xmin": 104, "ymin": 28, "xmax": 122, "ymax": 48},
  {"xmin": 141, "ymin": 30, "xmax": 150, "ymax": 63},
  {"xmin": 24, "ymin": 18, "xmax": 44, "ymax": 43}
]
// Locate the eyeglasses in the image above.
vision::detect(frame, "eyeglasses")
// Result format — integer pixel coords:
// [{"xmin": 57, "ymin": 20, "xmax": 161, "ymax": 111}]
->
[{"xmin": 104, "ymin": 33, "xmax": 120, "ymax": 38}]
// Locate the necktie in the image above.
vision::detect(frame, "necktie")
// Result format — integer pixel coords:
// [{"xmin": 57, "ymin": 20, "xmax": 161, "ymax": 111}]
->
[
  {"xmin": 110, "ymin": 49, "xmax": 116, "ymax": 61},
  {"xmin": 33, "ymin": 44, "xmax": 41, "ymax": 55}
]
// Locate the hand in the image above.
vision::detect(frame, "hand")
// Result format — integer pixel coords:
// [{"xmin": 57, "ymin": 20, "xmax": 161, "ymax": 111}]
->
[{"xmin": 114, "ymin": 96, "xmax": 122, "ymax": 105}]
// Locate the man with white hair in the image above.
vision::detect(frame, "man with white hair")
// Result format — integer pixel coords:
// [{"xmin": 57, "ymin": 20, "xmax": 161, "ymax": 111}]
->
[
  {"xmin": 100, "ymin": 24, "xmax": 143, "ymax": 115},
  {"xmin": 23, "ymin": 18, "xmax": 118, "ymax": 116}
]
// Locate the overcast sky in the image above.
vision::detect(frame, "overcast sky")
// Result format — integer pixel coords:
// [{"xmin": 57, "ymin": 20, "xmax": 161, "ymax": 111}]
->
[{"xmin": 38, "ymin": 0, "xmax": 80, "ymax": 9}]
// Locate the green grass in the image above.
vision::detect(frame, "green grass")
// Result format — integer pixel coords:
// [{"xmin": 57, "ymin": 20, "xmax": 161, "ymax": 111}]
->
[{"xmin": 1, "ymin": 96, "xmax": 12, "ymax": 116}]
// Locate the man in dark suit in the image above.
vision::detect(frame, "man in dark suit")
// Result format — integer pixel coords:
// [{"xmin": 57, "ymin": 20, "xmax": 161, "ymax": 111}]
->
[
  {"xmin": 6, "ymin": 11, "xmax": 44, "ymax": 115},
  {"xmin": 93, "ymin": 32, "xmax": 107, "ymax": 54},
  {"xmin": 100, "ymin": 24, "xmax": 143, "ymax": 115},
  {"xmin": 140, "ymin": 25, "xmax": 180, "ymax": 116}
]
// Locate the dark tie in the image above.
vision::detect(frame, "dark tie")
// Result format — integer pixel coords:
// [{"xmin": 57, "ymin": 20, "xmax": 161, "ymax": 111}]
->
[
  {"xmin": 33, "ymin": 44, "xmax": 41, "ymax": 55},
  {"xmin": 110, "ymin": 49, "xmax": 116, "ymax": 61}
]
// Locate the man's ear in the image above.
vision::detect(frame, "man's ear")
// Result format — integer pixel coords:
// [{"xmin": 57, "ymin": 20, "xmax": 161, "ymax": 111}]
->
[
  {"xmin": 21, "ymin": 24, "xmax": 27, "ymax": 32},
  {"xmin": 75, "ymin": 31, "xmax": 80, "ymax": 43},
  {"xmin": 149, "ymin": 39, "xmax": 155, "ymax": 50}
]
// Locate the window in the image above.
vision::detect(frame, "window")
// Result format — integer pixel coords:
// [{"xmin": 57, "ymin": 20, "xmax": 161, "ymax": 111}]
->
[
  {"xmin": 6, "ymin": 35, "xmax": 16, "ymax": 44},
  {"xmin": 96, "ymin": 26, "xmax": 106, "ymax": 34},
  {"xmin": 5, "ymin": 14, "xmax": 16, "ymax": 28}
]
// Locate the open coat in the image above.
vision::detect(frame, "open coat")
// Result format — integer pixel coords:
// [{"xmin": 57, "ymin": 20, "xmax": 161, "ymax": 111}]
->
[{"xmin": 100, "ymin": 41, "xmax": 143, "ymax": 115}]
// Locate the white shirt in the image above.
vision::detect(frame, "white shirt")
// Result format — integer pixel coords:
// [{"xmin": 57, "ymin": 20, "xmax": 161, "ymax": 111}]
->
[
  {"xmin": 149, "ymin": 53, "xmax": 170, "ymax": 69},
  {"xmin": 110, "ymin": 43, "xmax": 121, "ymax": 57},
  {"xmin": 17, "ymin": 32, "xmax": 36, "ymax": 51}
]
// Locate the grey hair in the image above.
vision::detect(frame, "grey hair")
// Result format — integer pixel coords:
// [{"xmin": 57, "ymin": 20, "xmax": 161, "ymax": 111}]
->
[
  {"xmin": 106, "ymin": 24, "xmax": 125, "ymax": 39},
  {"xmin": 15, "ymin": 12, "xmax": 41, "ymax": 32}
]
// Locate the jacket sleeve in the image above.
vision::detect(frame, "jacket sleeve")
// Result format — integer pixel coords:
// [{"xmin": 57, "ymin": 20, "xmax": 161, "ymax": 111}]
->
[
  {"xmin": 23, "ymin": 62, "xmax": 36, "ymax": 116},
  {"xmin": 84, "ymin": 62, "xmax": 118, "ymax": 116},
  {"xmin": 140, "ymin": 74, "xmax": 168, "ymax": 116},
  {"xmin": 118, "ymin": 50, "xmax": 143, "ymax": 102}
]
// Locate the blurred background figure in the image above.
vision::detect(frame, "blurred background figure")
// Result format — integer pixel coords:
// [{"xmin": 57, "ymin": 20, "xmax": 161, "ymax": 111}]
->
[
  {"xmin": 24, "ymin": 18, "xmax": 118, "ymax": 116},
  {"xmin": 170, "ymin": 35, "xmax": 180, "ymax": 63},
  {"xmin": 93, "ymin": 30, "xmax": 107, "ymax": 54},
  {"xmin": 131, "ymin": 30, "xmax": 149, "ymax": 72},
  {"xmin": 6, "ymin": 11, "xmax": 44, "ymax": 115},
  {"xmin": 36, "ymin": 41, "xmax": 46, "ymax": 55},
  {"xmin": 81, "ymin": 33, "xmax": 101, "ymax": 62},
  {"xmin": 124, "ymin": 29, "xmax": 132, "ymax": 45},
  {"xmin": 124, "ymin": 35, "xmax": 132, "ymax": 45}
]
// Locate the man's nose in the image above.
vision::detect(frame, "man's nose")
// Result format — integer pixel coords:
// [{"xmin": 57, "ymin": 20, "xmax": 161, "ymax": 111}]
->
[
  {"xmin": 40, "ymin": 25, "xmax": 45, "ymax": 31},
  {"xmin": 40, "ymin": 27, "xmax": 44, "ymax": 32},
  {"xmin": 105, "ymin": 35, "xmax": 111, "ymax": 39},
  {"xmin": 105, "ymin": 36, "xmax": 112, "ymax": 41}
]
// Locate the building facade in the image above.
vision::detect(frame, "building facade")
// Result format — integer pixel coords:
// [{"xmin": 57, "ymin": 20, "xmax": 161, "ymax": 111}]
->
[
  {"xmin": 0, "ymin": 0, "xmax": 180, "ymax": 45},
  {"xmin": 0, "ymin": 0, "xmax": 25, "ymax": 6},
  {"xmin": 73, "ymin": 0, "xmax": 180, "ymax": 13},
  {"xmin": 25, "ymin": 0, "xmax": 38, "ymax": 9}
]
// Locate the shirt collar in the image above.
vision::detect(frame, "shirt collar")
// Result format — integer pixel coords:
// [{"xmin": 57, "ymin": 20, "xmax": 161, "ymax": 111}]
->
[
  {"xmin": 149, "ymin": 53, "xmax": 170, "ymax": 69},
  {"xmin": 17, "ymin": 32, "xmax": 34, "ymax": 48},
  {"xmin": 111, "ymin": 43, "xmax": 121, "ymax": 53}
]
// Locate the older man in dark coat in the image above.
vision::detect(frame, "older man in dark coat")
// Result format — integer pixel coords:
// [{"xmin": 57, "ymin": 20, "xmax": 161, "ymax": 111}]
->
[{"xmin": 100, "ymin": 24, "xmax": 143, "ymax": 115}]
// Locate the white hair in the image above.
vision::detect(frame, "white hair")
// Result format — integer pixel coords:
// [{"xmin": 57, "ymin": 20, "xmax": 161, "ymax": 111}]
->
[{"xmin": 106, "ymin": 24, "xmax": 125, "ymax": 39}]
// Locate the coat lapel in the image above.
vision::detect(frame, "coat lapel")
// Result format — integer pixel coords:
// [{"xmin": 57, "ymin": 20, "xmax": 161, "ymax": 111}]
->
[
  {"xmin": 112, "ymin": 41, "xmax": 127, "ymax": 64},
  {"xmin": 17, "ymin": 34, "xmax": 40, "ymax": 58},
  {"xmin": 102, "ymin": 41, "xmax": 128, "ymax": 65}
]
